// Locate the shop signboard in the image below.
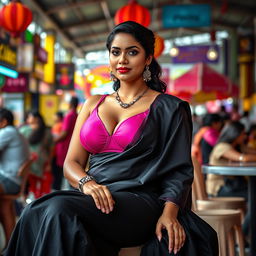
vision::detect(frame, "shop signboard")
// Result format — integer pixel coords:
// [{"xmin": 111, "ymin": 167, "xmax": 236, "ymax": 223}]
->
[
  {"xmin": 55, "ymin": 63, "xmax": 75, "ymax": 90},
  {"xmin": 162, "ymin": 4, "xmax": 211, "ymax": 28},
  {"xmin": 171, "ymin": 45, "xmax": 219, "ymax": 64},
  {"xmin": 0, "ymin": 39, "xmax": 17, "ymax": 70},
  {"xmin": 1, "ymin": 73, "xmax": 29, "ymax": 92},
  {"xmin": 37, "ymin": 47, "xmax": 48, "ymax": 63},
  {"xmin": 17, "ymin": 43, "xmax": 34, "ymax": 72}
]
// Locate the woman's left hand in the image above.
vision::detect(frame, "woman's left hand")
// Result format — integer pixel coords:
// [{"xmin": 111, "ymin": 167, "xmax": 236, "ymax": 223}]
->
[{"xmin": 155, "ymin": 202, "xmax": 186, "ymax": 254}]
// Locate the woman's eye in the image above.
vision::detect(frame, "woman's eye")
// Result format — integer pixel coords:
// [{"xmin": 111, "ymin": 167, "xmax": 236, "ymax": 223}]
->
[
  {"xmin": 111, "ymin": 50, "xmax": 120, "ymax": 56},
  {"xmin": 128, "ymin": 50, "xmax": 138, "ymax": 56}
]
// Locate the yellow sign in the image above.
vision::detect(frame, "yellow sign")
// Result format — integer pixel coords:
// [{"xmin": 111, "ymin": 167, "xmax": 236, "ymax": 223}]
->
[
  {"xmin": 44, "ymin": 34, "xmax": 55, "ymax": 84},
  {"xmin": 0, "ymin": 43, "xmax": 17, "ymax": 67}
]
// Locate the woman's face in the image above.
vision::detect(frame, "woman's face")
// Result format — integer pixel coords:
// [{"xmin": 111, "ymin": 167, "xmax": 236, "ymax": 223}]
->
[
  {"xmin": 27, "ymin": 114, "xmax": 37, "ymax": 125},
  {"xmin": 109, "ymin": 33, "xmax": 151, "ymax": 83}
]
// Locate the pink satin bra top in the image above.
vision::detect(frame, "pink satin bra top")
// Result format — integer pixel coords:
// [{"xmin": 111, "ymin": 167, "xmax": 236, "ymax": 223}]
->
[{"xmin": 80, "ymin": 95, "xmax": 149, "ymax": 154}]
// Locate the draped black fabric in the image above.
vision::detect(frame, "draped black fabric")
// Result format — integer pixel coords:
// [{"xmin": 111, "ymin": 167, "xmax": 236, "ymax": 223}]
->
[
  {"xmin": 3, "ymin": 94, "xmax": 218, "ymax": 256},
  {"xmin": 141, "ymin": 210, "xmax": 219, "ymax": 256},
  {"xmin": 88, "ymin": 94, "xmax": 194, "ymax": 209}
]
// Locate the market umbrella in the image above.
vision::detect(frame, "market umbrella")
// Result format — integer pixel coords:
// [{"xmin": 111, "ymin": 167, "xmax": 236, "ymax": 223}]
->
[{"xmin": 169, "ymin": 63, "xmax": 235, "ymax": 103}]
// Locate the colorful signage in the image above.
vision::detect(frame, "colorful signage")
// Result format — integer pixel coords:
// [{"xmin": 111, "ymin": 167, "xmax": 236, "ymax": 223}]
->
[
  {"xmin": 171, "ymin": 45, "xmax": 219, "ymax": 64},
  {"xmin": 162, "ymin": 4, "xmax": 211, "ymax": 28},
  {"xmin": 56, "ymin": 63, "xmax": 75, "ymax": 90},
  {"xmin": 37, "ymin": 47, "xmax": 48, "ymax": 63},
  {"xmin": 1, "ymin": 73, "xmax": 29, "ymax": 92},
  {"xmin": 17, "ymin": 43, "xmax": 34, "ymax": 72},
  {"xmin": 0, "ymin": 40, "xmax": 17, "ymax": 70}
]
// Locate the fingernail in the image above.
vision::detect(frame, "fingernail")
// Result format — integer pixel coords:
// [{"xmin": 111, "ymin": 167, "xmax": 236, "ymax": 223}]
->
[
  {"xmin": 174, "ymin": 249, "xmax": 177, "ymax": 254},
  {"xmin": 169, "ymin": 248, "xmax": 172, "ymax": 254},
  {"xmin": 157, "ymin": 235, "xmax": 161, "ymax": 242}
]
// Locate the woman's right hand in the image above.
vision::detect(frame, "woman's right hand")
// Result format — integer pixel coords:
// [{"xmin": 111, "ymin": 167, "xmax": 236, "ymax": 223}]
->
[{"xmin": 82, "ymin": 181, "xmax": 115, "ymax": 214}]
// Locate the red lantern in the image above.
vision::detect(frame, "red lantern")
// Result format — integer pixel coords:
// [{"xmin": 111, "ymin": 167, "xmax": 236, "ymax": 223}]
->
[
  {"xmin": 0, "ymin": 2, "xmax": 33, "ymax": 37},
  {"xmin": 154, "ymin": 34, "xmax": 165, "ymax": 58},
  {"xmin": 114, "ymin": 0, "xmax": 151, "ymax": 27}
]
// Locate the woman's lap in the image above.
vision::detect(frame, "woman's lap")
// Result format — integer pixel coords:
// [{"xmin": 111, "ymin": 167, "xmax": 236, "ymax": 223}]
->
[{"xmin": 4, "ymin": 190, "xmax": 162, "ymax": 256}]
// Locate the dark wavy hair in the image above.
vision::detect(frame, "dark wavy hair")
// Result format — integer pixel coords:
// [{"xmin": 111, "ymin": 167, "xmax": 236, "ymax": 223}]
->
[
  {"xmin": 218, "ymin": 121, "xmax": 245, "ymax": 144},
  {"xmin": 202, "ymin": 113, "xmax": 222, "ymax": 126},
  {"xmin": 0, "ymin": 108, "xmax": 14, "ymax": 126},
  {"xmin": 28, "ymin": 110, "xmax": 46, "ymax": 145},
  {"xmin": 106, "ymin": 21, "xmax": 166, "ymax": 93}
]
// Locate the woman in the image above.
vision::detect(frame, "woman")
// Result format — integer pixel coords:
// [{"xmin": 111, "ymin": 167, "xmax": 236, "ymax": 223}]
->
[
  {"xmin": 200, "ymin": 113, "xmax": 223, "ymax": 164},
  {"xmin": 206, "ymin": 121, "xmax": 256, "ymax": 197},
  {"xmin": 4, "ymin": 21, "xmax": 217, "ymax": 256},
  {"xmin": 19, "ymin": 110, "xmax": 53, "ymax": 198}
]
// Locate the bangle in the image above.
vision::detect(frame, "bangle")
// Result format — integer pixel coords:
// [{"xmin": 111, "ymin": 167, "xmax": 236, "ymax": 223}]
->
[
  {"xmin": 239, "ymin": 154, "xmax": 244, "ymax": 161},
  {"xmin": 78, "ymin": 175, "xmax": 95, "ymax": 193}
]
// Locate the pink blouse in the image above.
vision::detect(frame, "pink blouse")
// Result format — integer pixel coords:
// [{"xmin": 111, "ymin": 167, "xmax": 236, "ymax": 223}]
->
[{"xmin": 80, "ymin": 95, "xmax": 149, "ymax": 154}]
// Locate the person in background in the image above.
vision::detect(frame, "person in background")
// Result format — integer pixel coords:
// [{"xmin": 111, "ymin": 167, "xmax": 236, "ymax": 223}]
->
[
  {"xmin": 51, "ymin": 111, "xmax": 64, "ymax": 191},
  {"xmin": 201, "ymin": 113, "xmax": 223, "ymax": 164},
  {"xmin": 0, "ymin": 108, "xmax": 29, "ymax": 243},
  {"xmin": 219, "ymin": 105, "xmax": 230, "ymax": 123},
  {"xmin": 4, "ymin": 21, "xmax": 218, "ymax": 256},
  {"xmin": 53, "ymin": 96, "xmax": 78, "ymax": 188},
  {"xmin": 240, "ymin": 111, "xmax": 251, "ymax": 133},
  {"xmin": 192, "ymin": 113, "xmax": 222, "ymax": 164},
  {"xmin": 206, "ymin": 121, "xmax": 256, "ymax": 198},
  {"xmin": 192, "ymin": 113, "xmax": 201, "ymax": 139},
  {"xmin": 247, "ymin": 124, "xmax": 256, "ymax": 150},
  {"xmin": 230, "ymin": 103, "xmax": 241, "ymax": 121},
  {"xmin": 19, "ymin": 110, "xmax": 53, "ymax": 199}
]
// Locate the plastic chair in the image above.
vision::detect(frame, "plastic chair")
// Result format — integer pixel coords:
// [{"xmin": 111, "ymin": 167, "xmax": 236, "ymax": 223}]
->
[
  {"xmin": 0, "ymin": 157, "xmax": 34, "ymax": 246},
  {"xmin": 192, "ymin": 157, "xmax": 246, "ymax": 219},
  {"xmin": 196, "ymin": 209, "xmax": 245, "ymax": 256}
]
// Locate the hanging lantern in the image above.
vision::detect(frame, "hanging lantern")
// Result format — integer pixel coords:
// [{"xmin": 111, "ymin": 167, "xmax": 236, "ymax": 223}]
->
[
  {"xmin": 154, "ymin": 34, "xmax": 165, "ymax": 58},
  {"xmin": 114, "ymin": 0, "xmax": 151, "ymax": 27},
  {"xmin": 0, "ymin": 2, "xmax": 33, "ymax": 37}
]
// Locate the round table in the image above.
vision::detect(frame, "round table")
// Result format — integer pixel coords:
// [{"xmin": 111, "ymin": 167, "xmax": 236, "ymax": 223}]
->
[{"xmin": 202, "ymin": 162, "xmax": 256, "ymax": 256}]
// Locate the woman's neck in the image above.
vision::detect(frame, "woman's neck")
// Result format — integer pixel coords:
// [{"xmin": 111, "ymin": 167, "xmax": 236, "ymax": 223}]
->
[{"xmin": 118, "ymin": 81, "xmax": 148, "ymax": 100}]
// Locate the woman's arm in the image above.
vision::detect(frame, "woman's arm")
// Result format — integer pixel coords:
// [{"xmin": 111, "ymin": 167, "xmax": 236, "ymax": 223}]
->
[
  {"xmin": 155, "ymin": 202, "xmax": 185, "ymax": 254},
  {"xmin": 222, "ymin": 148, "xmax": 256, "ymax": 162},
  {"xmin": 64, "ymin": 95, "xmax": 115, "ymax": 214},
  {"xmin": 155, "ymin": 101, "xmax": 193, "ymax": 254}
]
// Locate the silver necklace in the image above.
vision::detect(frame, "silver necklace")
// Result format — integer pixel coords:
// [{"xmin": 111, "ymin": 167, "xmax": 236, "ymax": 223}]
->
[{"xmin": 115, "ymin": 88, "xmax": 149, "ymax": 109}]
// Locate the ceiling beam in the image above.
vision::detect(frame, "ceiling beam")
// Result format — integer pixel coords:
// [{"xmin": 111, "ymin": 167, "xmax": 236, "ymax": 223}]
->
[
  {"xmin": 24, "ymin": 0, "xmax": 85, "ymax": 58},
  {"xmin": 100, "ymin": 1, "xmax": 114, "ymax": 32},
  {"xmin": 46, "ymin": 0, "xmax": 101, "ymax": 15}
]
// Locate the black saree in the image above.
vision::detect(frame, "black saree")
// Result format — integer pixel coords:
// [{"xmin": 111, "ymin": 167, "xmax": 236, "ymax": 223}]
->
[{"xmin": 3, "ymin": 94, "xmax": 218, "ymax": 256}]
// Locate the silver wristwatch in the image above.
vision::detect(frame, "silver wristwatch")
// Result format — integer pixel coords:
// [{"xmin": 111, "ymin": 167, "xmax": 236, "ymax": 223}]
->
[{"xmin": 78, "ymin": 175, "xmax": 95, "ymax": 193}]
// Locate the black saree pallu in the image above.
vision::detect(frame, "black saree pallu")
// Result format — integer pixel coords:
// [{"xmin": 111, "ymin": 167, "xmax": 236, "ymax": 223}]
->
[{"xmin": 141, "ymin": 210, "xmax": 219, "ymax": 256}]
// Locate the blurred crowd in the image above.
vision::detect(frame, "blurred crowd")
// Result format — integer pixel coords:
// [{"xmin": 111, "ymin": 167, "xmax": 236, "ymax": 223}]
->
[{"xmin": 0, "ymin": 96, "xmax": 79, "ymax": 203}]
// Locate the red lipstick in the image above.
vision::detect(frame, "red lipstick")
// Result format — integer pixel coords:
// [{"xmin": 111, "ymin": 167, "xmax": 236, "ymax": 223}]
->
[{"xmin": 117, "ymin": 67, "xmax": 131, "ymax": 74}]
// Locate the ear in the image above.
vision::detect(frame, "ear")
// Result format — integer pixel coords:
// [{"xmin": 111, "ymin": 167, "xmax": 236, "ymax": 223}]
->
[{"xmin": 146, "ymin": 55, "xmax": 153, "ymax": 66}]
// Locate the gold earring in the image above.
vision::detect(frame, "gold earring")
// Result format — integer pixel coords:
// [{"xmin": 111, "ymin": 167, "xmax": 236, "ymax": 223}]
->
[{"xmin": 143, "ymin": 66, "xmax": 151, "ymax": 82}]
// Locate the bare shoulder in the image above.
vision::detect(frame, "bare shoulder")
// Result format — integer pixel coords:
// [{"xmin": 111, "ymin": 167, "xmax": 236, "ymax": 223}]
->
[{"xmin": 80, "ymin": 94, "xmax": 104, "ymax": 114}]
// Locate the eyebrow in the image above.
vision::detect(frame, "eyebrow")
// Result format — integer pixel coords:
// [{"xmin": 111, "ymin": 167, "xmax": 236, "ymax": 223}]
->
[{"xmin": 111, "ymin": 46, "xmax": 139, "ymax": 50}]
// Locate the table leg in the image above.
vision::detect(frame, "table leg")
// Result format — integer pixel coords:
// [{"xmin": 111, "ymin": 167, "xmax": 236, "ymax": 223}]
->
[{"xmin": 249, "ymin": 176, "xmax": 256, "ymax": 256}]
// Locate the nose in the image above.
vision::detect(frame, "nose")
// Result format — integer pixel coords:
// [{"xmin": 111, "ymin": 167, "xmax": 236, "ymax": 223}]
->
[{"xmin": 118, "ymin": 52, "xmax": 128, "ymax": 64}]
